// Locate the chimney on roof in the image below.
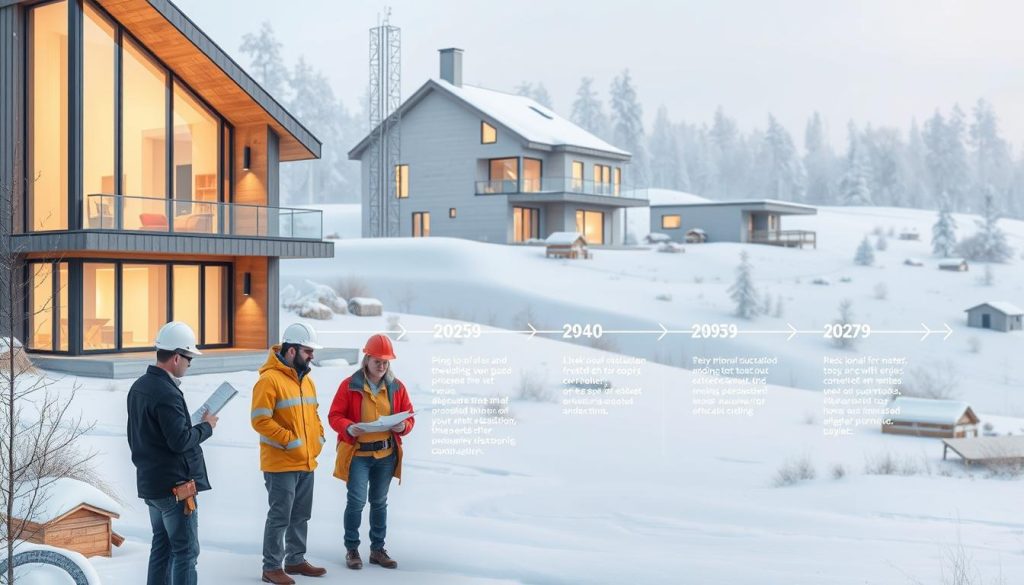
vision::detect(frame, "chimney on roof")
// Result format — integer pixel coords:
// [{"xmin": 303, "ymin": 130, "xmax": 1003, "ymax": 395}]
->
[{"xmin": 439, "ymin": 48, "xmax": 463, "ymax": 87}]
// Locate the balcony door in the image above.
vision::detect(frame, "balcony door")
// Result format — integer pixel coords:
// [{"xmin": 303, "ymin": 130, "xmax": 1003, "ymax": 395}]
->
[{"xmin": 513, "ymin": 207, "xmax": 540, "ymax": 243}]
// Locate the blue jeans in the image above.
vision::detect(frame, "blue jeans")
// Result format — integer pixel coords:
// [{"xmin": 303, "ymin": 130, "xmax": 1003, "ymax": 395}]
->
[
  {"xmin": 145, "ymin": 495, "xmax": 199, "ymax": 585},
  {"xmin": 344, "ymin": 452, "xmax": 396, "ymax": 551},
  {"xmin": 262, "ymin": 471, "xmax": 314, "ymax": 571}
]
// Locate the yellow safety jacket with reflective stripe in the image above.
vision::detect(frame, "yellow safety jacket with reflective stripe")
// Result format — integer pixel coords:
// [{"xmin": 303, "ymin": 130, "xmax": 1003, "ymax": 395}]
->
[{"xmin": 250, "ymin": 345, "xmax": 326, "ymax": 472}]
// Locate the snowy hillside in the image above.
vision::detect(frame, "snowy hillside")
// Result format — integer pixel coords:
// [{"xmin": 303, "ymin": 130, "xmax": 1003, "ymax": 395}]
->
[{"xmin": 288, "ymin": 200, "xmax": 1024, "ymax": 414}]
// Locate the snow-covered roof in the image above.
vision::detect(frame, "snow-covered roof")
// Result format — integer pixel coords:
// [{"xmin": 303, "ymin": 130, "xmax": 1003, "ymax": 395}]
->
[
  {"xmin": 641, "ymin": 189, "xmax": 709, "ymax": 206},
  {"xmin": 650, "ymin": 198, "xmax": 817, "ymax": 214},
  {"xmin": 17, "ymin": 478, "xmax": 122, "ymax": 523},
  {"xmin": 890, "ymin": 397, "xmax": 977, "ymax": 425},
  {"xmin": 350, "ymin": 79, "xmax": 630, "ymax": 159},
  {"xmin": 546, "ymin": 232, "xmax": 586, "ymax": 246},
  {"xmin": 349, "ymin": 297, "xmax": 383, "ymax": 307},
  {"xmin": 938, "ymin": 258, "xmax": 967, "ymax": 266},
  {"xmin": 965, "ymin": 302, "xmax": 1024, "ymax": 316},
  {"xmin": 687, "ymin": 228, "xmax": 707, "ymax": 234},
  {"xmin": 437, "ymin": 81, "xmax": 628, "ymax": 156}
]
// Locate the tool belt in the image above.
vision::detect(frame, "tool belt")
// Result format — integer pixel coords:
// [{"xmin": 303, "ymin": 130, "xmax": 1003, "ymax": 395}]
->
[
  {"xmin": 357, "ymin": 438, "xmax": 393, "ymax": 452},
  {"xmin": 172, "ymin": 479, "xmax": 197, "ymax": 516}
]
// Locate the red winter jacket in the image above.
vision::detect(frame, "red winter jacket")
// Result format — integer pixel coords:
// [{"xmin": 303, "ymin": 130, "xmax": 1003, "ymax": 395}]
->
[{"xmin": 328, "ymin": 368, "xmax": 414, "ymax": 482}]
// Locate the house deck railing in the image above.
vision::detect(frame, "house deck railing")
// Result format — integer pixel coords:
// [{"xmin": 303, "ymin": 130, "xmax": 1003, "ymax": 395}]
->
[
  {"xmin": 749, "ymin": 229, "xmax": 816, "ymax": 248},
  {"xmin": 474, "ymin": 177, "xmax": 646, "ymax": 199},
  {"xmin": 84, "ymin": 194, "xmax": 323, "ymax": 240}
]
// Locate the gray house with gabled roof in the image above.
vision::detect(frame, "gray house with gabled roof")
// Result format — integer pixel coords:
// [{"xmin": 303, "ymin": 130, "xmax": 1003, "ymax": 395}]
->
[{"xmin": 348, "ymin": 48, "xmax": 648, "ymax": 245}]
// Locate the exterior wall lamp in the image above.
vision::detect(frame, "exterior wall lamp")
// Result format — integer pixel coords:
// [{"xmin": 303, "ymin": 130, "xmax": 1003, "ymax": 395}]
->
[
  {"xmin": 243, "ymin": 272, "xmax": 252, "ymax": 296},
  {"xmin": 242, "ymin": 146, "xmax": 252, "ymax": 171}
]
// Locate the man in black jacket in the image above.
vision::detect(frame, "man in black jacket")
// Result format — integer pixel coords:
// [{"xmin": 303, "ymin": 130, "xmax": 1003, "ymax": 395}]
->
[{"xmin": 127, "ymin": 322, "xmax": 217, "ymax": 585}]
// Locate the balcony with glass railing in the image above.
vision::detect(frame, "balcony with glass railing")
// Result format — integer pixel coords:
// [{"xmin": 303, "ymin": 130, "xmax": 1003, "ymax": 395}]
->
[
  {"xmin": 473, "ymin": 177, "xmax": 648, "ymax": 200},
  {"xmin": 84, "ymin": 194, "xmax": 323, "ymax": 240}
]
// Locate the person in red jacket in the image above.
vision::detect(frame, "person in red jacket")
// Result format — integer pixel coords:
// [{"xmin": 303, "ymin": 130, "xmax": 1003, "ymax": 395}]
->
[{"xmin": 328, "ymin": 333, "xmax": 414, "ymax": 570}]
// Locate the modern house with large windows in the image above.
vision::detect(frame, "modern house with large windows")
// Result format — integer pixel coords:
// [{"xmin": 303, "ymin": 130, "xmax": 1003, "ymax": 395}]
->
[
  {"xmin": 0, "ymin": 0, "xmax": 332, "ymax": 361},
  {"xmin": 348, "ymin": 48, "xmax": 648, "ymax": 245}
]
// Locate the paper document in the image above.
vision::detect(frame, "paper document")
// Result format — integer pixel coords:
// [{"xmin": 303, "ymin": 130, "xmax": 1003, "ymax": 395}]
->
[
  {"xmin": 352, "ymin": 410, "xmax": 414, "ymax": 432},
  {"xmin": 191, "ymin": 382, "xmax": 239, "ymax": 426}
]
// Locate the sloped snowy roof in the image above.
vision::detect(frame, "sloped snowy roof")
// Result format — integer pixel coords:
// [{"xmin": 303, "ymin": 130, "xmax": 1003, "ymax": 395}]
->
[
  {"xmin": 965, "ymin": 302, "xmax": 1024, "ymax": 316},
  {"xmin": 350, "ymin": 79, "xmax": 630, "ymax": 159},
  {"xmin": 943, "ymin": 436, "xmax": 1024, "ymax": 463},
  {"xmin": 641, "ymin": 189, "xmax": 710, "ymax": 206},
  {"xmin": 546, "ymin": 232, "xmax": 586, "ymax": 246},
  {"xmin": 890, "ymin": 397, "xmax": 977, "ymax": 426},
  {"xmin": 17, "ymin": 478, "xmax": 122, "ymax": 524},
  {"xmin": 438, "ymin": 81, "xmax": 629, "ymax": 156}
]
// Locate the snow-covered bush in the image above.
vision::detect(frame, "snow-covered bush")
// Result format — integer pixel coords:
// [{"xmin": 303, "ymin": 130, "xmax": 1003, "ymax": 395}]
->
[
  {"xmin": 281, "ymin": 284, "xmax": 301, "ymax": 309},
  {"xmin": 301, "ymin": 280, "xmax": 347, "ymax": 314},
  {"xmin": 336, "ymin": 276, "xmax": 370, "ymax": 301},
  {"xmin": 518, "ymin": 371, "xmax": 556, "ymax": 403},
  {"xmin": 772, "ymin": 455, "xmax": 816, "ymax": 487},
  {"xmin": 864, "ymin": 452, "xmax": 921, "ymax": 476},
  {"xmin": 899, "ymin": 361, "xmax": 960, "ymax": 399},
  {"xmin": 831, "ymin": 464, "xmax": 846, "ymax": 480},
  {"xmin": 656, "ymin": 242, "xmax": 684, "ymax": 253},
  {"xmin": 655, "ymin": 293, "xmax": 672, "ymax": 302},
  {"xmin": 645, "ymin": 233, "xmax": 671, "ymax": 244}
]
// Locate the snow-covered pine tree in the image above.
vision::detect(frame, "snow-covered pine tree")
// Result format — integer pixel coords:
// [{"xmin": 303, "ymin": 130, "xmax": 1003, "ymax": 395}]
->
[
  {"xmin": 875, "ymin": 233, "xmax": 887, "ymax": 251},
  {"xmin": 755, "ymin": 114, "xmax": 806, "ymax": 201},
  {"xmin": 240, "ymin": 22, "xmax": 290, "ymax": 101},
  {"xmin": 570, "ymin": 77, "xmax": 611, "ymax": 141},
  {"xmin": 804, "ymin": 112, "xmax": 837, "ymax": 204},
  {"xmin": 649, "ymin": 106, "xmax": 684, "ymax": 190},
  {"xmin": 931, "ymin": 192, "xmax": 958, "ymax": 257},
  {"xmin": 609, "ymin": 70, "xmax": 649, "ymax": 185},
  {"xmin": 839, "ymin": 122, "xmax": 872, "ymax": 206},
  {"xmin": 854, "ymin": 236, "xmax": 875, "ymax": 266},
  {"xmin": 958, "ymin": 186, "xmax": 1013, "ymax": 262},
  {"xmin": 728, "ymin": 251, "xmax": 760, "ymax": 319}
]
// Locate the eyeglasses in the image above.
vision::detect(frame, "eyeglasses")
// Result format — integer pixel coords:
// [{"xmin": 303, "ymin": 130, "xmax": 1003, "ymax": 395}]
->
[{"xmin": 176, "ymin": 353, "xmax": 193, "ymax": 365}]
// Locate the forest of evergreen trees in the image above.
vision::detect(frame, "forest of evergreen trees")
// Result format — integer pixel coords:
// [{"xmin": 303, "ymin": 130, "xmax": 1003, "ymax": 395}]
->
[{"xmin": 241, "ymin": 23, "xmax": 1023, "ymax": 218}]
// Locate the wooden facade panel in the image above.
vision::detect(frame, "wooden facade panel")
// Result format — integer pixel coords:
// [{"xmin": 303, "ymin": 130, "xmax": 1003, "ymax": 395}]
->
[{"xmin": 233, "ymin": 256, "xmax": 268, "ymax": 349}]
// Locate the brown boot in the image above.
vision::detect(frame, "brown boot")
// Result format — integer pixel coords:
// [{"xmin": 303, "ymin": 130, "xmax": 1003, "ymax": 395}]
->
[
  {"xmin": 261, "ymin": 569, "xmax": 296, "ymax": 585},
  {"xmin": 369, "ymin": 549, "xmax": 398, "ymax": 569},
  {"xmin": 345, "ymin": 549, "xmax": 363, "ymax": 570},
  {"xmin": 285, "ymin": 560, "xmax": 327, "ymax": 577}
]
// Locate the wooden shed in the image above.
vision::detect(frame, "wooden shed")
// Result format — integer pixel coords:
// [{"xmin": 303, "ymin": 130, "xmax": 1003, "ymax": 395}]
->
[
  {"xmin": 943, "ymin": 436, "xmax": 1024, "ymax": 466},
  {"xmin": 965, "ymin": 302, "xmax": 1024, "ymax": 332},
  {"xmin": 938, "ymin": 258, "xmax": 969, "ymax": 272},
  {"xmin": 15, "ymin": 478, "xmax": 123, "ymax": 558},
  {"xmin": 881, "ymin": 397, "xmax": 979, "ymax": 438},
  {"xmin": 545, "ymin": 232, "xmax": 591, "ymax": 259}
]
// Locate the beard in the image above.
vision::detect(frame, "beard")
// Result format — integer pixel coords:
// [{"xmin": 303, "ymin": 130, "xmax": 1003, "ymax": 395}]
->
[{"xmin": 293, "ymin": 352, "xmax": 311, "ymax": 373}]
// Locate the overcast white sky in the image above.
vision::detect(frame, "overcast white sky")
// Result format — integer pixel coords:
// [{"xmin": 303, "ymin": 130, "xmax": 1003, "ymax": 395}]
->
[{"xmin": 174, "ymin": 0, "xmax": 1024, "ymax": 149}]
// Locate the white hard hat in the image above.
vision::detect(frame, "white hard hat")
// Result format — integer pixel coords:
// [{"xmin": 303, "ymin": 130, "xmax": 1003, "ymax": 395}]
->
[
  {"xmin": 282, "ymin": 322, "xmax": 323, "ymax": 350},
  {"xmin": 154, "ymin": 321, "xmax": 202, "ymax": 357}
]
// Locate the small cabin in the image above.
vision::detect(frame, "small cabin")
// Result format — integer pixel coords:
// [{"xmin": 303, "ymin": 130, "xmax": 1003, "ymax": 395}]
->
[
  {"xmin": 938, "ymin": 258, "xmax": 968, "ymax": 272},
  {"xmin": 898, "ymin": 230, "xmax": 920, "ymax": 241},
  {"xmin": 965, "ymin": 302, "xmax": 1024, "ymax": 332},
  {"xmin": 882, "ymin": 397, "xmax": 979, "ymax": 439},
  {"xmin": 545, "ymin": 232, "xmax": 591, "ymax": 259},
  {"xmin": 15, "ymin": 478, "xmax": 123, "ymax": 558}
]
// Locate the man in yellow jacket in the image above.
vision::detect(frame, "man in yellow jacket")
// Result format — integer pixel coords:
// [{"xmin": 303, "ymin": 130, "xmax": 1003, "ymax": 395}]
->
[{"xmin": 251, "ymin": 323, "xmax": 328, "ymax": 585}]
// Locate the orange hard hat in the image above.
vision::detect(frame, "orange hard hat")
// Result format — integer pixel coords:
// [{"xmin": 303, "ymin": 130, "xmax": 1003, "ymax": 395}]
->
[{"xmin": 363, "ymin": 333, "xmax": 396, "ymax": 360}]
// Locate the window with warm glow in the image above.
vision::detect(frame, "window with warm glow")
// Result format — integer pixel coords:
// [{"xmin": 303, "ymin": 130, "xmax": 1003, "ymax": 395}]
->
[
  {"xmin": 121, "ymin": 264, "xmax": 167, "ymax": 348},
  {"xmin": 83, "ymin": 263, "xmax": 116, "ymax": 351},
  {"xmin": 83, "ymin": 3, "xmax": 115, "ymax": 228},
  {"xmin": 395, "ymin": 164, "xmax": 409, "ymax": 198},
  {"xmin": 481, "ymin": 121, "xmax": 496, "ymax": 144},
  {"xmin": 29, "ymin": 1, "xmax": 69, "ymax": 231},
  {"xmin": 662, "ymin": 215, "xmax": 681, "ymax": 229},
  {"xmin": 575, "ymin": 209, "xmax": 605, "ymax": 244}
]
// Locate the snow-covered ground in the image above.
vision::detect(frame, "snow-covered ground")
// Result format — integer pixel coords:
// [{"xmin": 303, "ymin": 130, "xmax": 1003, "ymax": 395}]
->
[{"xmin": 15, "ymin": 199, "xmax": 1024, "ymax": 583}]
